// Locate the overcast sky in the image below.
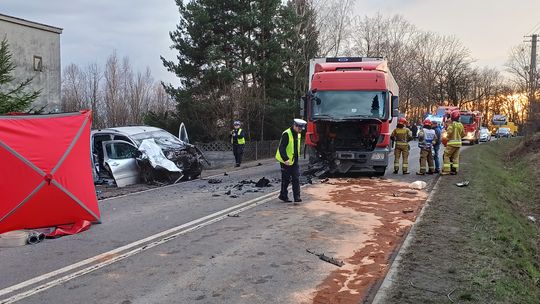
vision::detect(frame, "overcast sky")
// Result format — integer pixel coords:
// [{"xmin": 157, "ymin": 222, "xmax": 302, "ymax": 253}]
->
[{"xmin": 1, "ymin": 0, "xmax": 539, "ymax": 84}]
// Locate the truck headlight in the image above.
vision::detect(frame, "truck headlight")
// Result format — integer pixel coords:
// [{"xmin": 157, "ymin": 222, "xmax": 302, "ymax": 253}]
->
[{"xmin": 371, "ymin": 153, "xmax": 385, "ymax": 160}]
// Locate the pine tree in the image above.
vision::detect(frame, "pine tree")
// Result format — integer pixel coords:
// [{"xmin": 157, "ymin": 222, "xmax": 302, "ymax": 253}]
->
[
  {"xmin": 0, "ymin": 37, "xmax": 40, "ymax": 114},
  {"xmin": 162, "ymin": 0, "xmax": 319, "ymax": 141}
]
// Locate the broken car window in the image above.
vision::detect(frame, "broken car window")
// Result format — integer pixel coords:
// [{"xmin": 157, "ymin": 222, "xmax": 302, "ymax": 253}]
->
[
  {"xmin": 131, "ymin": 130, "xmax": 185, "ymax": 150},
  {"xmin": 105, "ymin": 142, "xmax": 139, "ymax": 159},
  {"xmin": 312, "ymin": 91, "xmax": 387, "ymax": 120}
]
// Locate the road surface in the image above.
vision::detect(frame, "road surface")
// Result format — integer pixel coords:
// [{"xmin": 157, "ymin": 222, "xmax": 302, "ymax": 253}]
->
[{"xmin": 0, "ymin": 143, "xmax": 453, "ymax": 304}]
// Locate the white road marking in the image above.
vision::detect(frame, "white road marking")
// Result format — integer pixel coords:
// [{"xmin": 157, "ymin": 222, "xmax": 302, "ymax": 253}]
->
[{"xmin": 0, "ymin": 190, "xmax": 281, "ymax": 304}]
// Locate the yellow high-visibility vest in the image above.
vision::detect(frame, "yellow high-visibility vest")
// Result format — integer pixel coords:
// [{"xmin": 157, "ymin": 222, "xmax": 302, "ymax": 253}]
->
[{"xmin": 275, "ymin": 128, "xmax": 301, "ymax": 165}]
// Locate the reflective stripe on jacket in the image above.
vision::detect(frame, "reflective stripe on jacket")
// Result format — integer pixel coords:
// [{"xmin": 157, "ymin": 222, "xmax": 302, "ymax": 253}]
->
[
  {"xmin": 447, "ymin": 122, "xmax": 465, "ymax": 147},
  {"xmin": 391, "ymin": 127, "xmax": 412, "ymax": 146}
]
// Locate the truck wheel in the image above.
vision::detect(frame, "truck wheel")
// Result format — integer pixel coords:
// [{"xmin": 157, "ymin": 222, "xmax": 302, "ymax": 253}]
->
[{"xmin": 374, "ymin": 166, "xmax": 386, "ymax": 177}]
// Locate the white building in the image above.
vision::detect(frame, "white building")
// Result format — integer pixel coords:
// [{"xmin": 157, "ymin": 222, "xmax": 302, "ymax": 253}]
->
[{"xmin": 0, "ymin": 14, "xmax": 62, "ymax": 112}]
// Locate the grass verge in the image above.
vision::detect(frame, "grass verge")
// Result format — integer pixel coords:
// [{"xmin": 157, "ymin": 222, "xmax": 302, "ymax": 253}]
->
[{"xmin": 384, "ymin": 138, "xmax": 540, "ymax": 304}]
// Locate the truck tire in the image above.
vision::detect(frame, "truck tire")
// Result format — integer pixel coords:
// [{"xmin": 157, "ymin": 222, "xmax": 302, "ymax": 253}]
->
[{"xmin": 374, "ymin": 166, "xmax": 386, "ymax": 177}]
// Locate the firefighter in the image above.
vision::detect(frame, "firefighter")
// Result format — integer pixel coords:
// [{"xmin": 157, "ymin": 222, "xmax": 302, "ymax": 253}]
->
[
  {"xmin": 442, "ymin": 110, "xmax": 465, "ymax": 175},
  {"xmin": 390, "ymin": 117, "xmax": 413, "ymax": 174},
  {"xmin": 416, "ymin": 118, "xmax": 437, "ymax": 175},
  {"xmin": 230, "ymin": 121, "xmax": 246, "ymax": 167},
  {"xmin": 276, "ymin": 119, "xmax": 306, "ymax": 203}
]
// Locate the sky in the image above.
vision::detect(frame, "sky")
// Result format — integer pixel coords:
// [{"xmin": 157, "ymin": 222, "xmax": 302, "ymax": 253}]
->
[{"xmin": 1, "ymin": 0, "xmax": 539, "ymax": 84}]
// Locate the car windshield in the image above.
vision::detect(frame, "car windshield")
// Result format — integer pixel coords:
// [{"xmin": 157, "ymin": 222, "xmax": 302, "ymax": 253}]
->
[
  {"xmin": 131, "ymin": 130, "xmax": 184, "ymax": 149},
  {"xmin": 312, "ymin": 90, "xmax": 387, "ymax": 120},
  {"xmin": 460, "ymin": 115, "xmax": 473, "ymax": 124},
  {"xmin": 498, "ymin": 128, "xmax": 510, "ymax": 133}
]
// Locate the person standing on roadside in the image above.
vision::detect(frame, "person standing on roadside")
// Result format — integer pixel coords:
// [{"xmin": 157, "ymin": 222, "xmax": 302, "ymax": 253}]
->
[
  {"xmin": 276, "ymin": 119, "xmax": 306, "ymax": 203},
  {"xmin": 416, "ymin": 118, "xmax": 437, "ymax": 175},
  {"xmin": 432, "ymin": 120, "xmax": 442, "ymax": 173},
  {"xmin": 442, "ymin": 110, "xmax": 465, "ymax": 175},
  {"xmin": 230, "ymin": 121, "xmax": 246, "ymax": 167},
  {"xmin": 390, "ymin": 117, "xmax": 413, "ymax": 174},
  {"xmin": 411, "ymin": 123, "xmax": 418, "ymax": 141}
]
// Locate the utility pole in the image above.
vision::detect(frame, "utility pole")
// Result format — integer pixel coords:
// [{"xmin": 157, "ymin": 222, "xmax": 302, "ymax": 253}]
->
[
  {"xmin": 530, "ymin": 34, "xmax": 537, "ymax": 104},
  {"xmin": 525, "ymin": 34, "xmax": 538, "ymax": 124}
]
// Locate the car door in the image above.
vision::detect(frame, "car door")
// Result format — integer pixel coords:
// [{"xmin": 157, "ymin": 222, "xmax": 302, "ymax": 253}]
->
[
  {"xmin": 178, "ymin": 122, "xmax": 189, "ymax": 144},
  {"xmin": 102, "ymin": 140, "xmax": 141, "ymax": 187}
]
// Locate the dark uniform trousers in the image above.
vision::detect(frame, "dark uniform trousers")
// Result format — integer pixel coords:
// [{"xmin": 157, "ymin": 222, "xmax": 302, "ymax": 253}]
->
[
  {"xmin": 280, "ymin": 162, "xmax": 300, "ymax": 200},
  {"xmin": 233, "ymin": 144, "xmax": 244, "ymax": 165}
]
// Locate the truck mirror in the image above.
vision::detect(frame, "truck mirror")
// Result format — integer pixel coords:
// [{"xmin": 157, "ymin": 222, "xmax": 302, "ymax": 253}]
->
[
  {"xmin": 391, "ymin": 96, "xmax": 399, "ymax": 117},
  {"xmin": 300, "ymin": 96, "xmax": 306, "ymax": 117}
]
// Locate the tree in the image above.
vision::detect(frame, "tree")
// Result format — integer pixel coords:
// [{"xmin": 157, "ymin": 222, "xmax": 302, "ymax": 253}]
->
[
  {"xmin": 163, "ymin": 0, "xmax": 318, "ymax": 142},
  {"xmin": 0, "ymin": 37, "xmax": 40, "ymax": 114}
]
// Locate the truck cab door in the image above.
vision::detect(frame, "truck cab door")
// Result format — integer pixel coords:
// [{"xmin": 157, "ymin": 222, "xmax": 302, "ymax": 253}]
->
[{"xmin": 102, "ymin": 140, "xmax": 141, "ymax": 187}]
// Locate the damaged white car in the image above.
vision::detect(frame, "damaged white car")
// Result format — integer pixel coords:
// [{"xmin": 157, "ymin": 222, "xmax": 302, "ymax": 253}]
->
[{"xmin": 91, "ymin": 125, "xmax": 209, "ymax": 187}]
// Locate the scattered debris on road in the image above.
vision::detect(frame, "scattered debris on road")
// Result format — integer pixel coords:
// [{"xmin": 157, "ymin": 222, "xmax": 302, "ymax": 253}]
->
[
  {"xmin": 455, "ymin": 181, "xmax": 470, "ymax": 187},
  {"xmin": 208, "ymin": 178, "xmax": 222, "ymax": 184},
  {"xmin": 227, "ymin": 214, "xmax": 240, "ymax": 218},
  {"xmin": 306, "ymin": 249, "xmax": 345, "ymax": 267},
  {"xmin": 409, "ymin": 180, "xmax": 427, "ymax": 190},
  {"xmin": 402, "ymin": 208, "xmax": 414, "ymax": 214},
  {"xmin": 255, "ymin": 177, "xmax": 270, "ymax": 187}
]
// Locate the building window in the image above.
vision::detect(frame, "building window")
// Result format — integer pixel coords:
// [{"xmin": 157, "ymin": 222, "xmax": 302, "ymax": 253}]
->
[{"xmin": 33, "ymin": 56, "xmax": 43, "ymax": 71}]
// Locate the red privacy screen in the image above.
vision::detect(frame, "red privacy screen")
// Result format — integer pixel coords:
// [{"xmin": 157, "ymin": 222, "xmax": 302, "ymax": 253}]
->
[{"xmin": 0, "ymin": 111, "xmax": 100, "ymax": 234}]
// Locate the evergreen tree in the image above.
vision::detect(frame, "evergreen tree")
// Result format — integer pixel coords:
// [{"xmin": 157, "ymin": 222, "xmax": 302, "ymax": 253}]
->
[
  {"xmin": 0, "ymin": 37, "xmax": 40, "ymax": 114},
  {"xmin": 162, "ymin": 0, "xmax": 319, "ymax": 141}
]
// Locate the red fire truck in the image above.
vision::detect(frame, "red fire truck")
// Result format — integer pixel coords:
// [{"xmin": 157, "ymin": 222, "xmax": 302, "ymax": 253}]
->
[
  {"xmin": 460, "ymin": 110, "xmax": 482, "ymax": 144},
  {"xmin": 301, "ymin": 57, "xmax": 400, "ymax": 176}
]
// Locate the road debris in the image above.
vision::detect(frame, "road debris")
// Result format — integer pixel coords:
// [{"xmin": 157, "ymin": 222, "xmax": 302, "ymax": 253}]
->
[
  {"xmin": 0, "ymin": 230, "xmax": 28, "ymax": 248},
  {"xmin": 409, "ymin": 181, "xmax": 427, "ymax": 190},
  {"xmin": 455, "ymin": 181, "xmax": 470, "ymax": 187},
  {"xmin": 208, "ymin": 178, "xmax": 222, "ymax": 184},
  {"xmin": 402, "ymin": 208, "xmax": 414, "ymax": 214},
  {"xmin": 230, "ymin": 195, "xmax": 238, "ymax": 198},
  {"xmin": 392, "ymin": 193, "xmax": 400, "ymax": 197},
  {"xmin": 527, "ymin": 215, "xmax": 536, "ymax": 223},
  {"xmin": 225, "ymin": 190, "xmax": 231, "ymax": 195},
  {"xmin": 306, "ymin": 249, "xmax": 344, "ymax": 267},
  {"xmin": 405, "ymin": 190, "xmax": 418, "ymax": 195},
  {"xmin": 255, "ymin": 177, "xmax": 270, "ymax": 187},
  {"xmin": 257, "ymin": 162, "xmax": 263, "ymax": 166},
  {"xmin": 223, "ymin": 172, "xmax": 229, "ymax": 176},
  {"xmin": 227, "ymin": 214, "xmax": 240, "ymax": 218}
]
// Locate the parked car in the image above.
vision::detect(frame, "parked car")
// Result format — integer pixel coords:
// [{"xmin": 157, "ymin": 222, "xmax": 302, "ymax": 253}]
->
[
  {"xmin": 91, "ymin": 125, "xmax": 208, "ymax": 187},
  {"xmin": 495, "ymin": 127, "xmax": 511, "ymax": 139},
  {"xmin": 479, "ymin": 127, "xmax": 491, "ymax": 142}
]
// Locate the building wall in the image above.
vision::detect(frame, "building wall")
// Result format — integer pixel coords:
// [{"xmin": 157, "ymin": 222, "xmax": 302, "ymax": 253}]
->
[{"xmin": 0, "ymin": 16, "xmax": 61, "ymax": 112}]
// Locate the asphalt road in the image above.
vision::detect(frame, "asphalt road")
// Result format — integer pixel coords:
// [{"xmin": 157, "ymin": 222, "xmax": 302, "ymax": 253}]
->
[{"xmin": 0, "ymin": 142, "xmax": 451, "ymax": 304}]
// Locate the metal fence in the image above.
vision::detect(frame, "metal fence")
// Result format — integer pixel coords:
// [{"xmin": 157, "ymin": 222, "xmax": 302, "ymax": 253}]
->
[{"xmin": 196, "ymin": 140, "xmax": 280, "ymax": 162}]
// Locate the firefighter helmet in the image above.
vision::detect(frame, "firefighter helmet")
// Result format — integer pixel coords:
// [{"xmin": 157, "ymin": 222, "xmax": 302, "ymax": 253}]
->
[
  {"xmin": 423, "ymin": 118, "xmax": 431, "ymax": 126},
  {"xmin": 398, "ymin": 117, "xmax": 407, "ymax": 125},
  {"xmin": 451, "ymin": 110, "xmax": 461, "ymax": 121}
]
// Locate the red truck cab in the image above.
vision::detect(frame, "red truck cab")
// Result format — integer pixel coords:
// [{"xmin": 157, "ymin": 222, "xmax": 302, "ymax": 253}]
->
[{"xmin": 301, "ymin": 57, "xmax": 399, "ymax": 175}]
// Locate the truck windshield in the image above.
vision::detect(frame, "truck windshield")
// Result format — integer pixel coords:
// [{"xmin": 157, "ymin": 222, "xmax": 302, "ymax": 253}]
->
[
  {"xmin": 311, "ymin": 91, "xmax": 387, "ymax": 120},
  {"xmin": 460, "ymin": 115, "xmax": 473, "ymax": 124}
]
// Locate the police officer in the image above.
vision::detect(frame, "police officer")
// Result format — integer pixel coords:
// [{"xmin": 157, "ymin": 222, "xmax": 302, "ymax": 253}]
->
[
  {"xmin": 432, "ymin": 120, "xmax": 442, "ymax": 173},
  {"xmin": 276, "ymin": 119, "xmax": 306, "ymax": 203},
  {"xmin": 391, "ymin": 117, "xmax": 413, "ymax": 174},
  {"xmin": 230, "ymin": 121, "xmax": 246, "ymax": 167},
  {"xmin": 442, "ymin": 110, "xmax": 465, "ymax": 175}
]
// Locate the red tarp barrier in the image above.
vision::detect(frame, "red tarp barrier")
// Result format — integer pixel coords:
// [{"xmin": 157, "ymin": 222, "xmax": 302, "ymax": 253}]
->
[{"xmin": 0, "ymin": 111, "xmax": 100, "ymax": 234}]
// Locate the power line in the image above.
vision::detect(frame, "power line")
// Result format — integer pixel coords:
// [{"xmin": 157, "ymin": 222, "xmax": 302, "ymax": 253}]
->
[{"xmin": 527, "ymin": 21, "xmax": 540, "ymax": 36}]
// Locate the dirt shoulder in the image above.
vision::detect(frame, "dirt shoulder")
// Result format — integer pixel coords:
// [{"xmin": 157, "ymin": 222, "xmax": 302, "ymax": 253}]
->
[{"xmin": 379, "ymin": 138, "xmax": 540, "ymax": 304}]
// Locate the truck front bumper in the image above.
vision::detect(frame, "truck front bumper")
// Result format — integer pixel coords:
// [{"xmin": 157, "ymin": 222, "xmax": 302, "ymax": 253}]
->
[{"xmin": 331, "ymin": 148, "xmax": 390, "ymax": 173}]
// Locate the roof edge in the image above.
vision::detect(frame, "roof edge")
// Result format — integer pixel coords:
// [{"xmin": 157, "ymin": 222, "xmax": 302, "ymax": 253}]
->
[{"xmin": 0, "ymin": 13, "xmax": 63, "ymax": 34}]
